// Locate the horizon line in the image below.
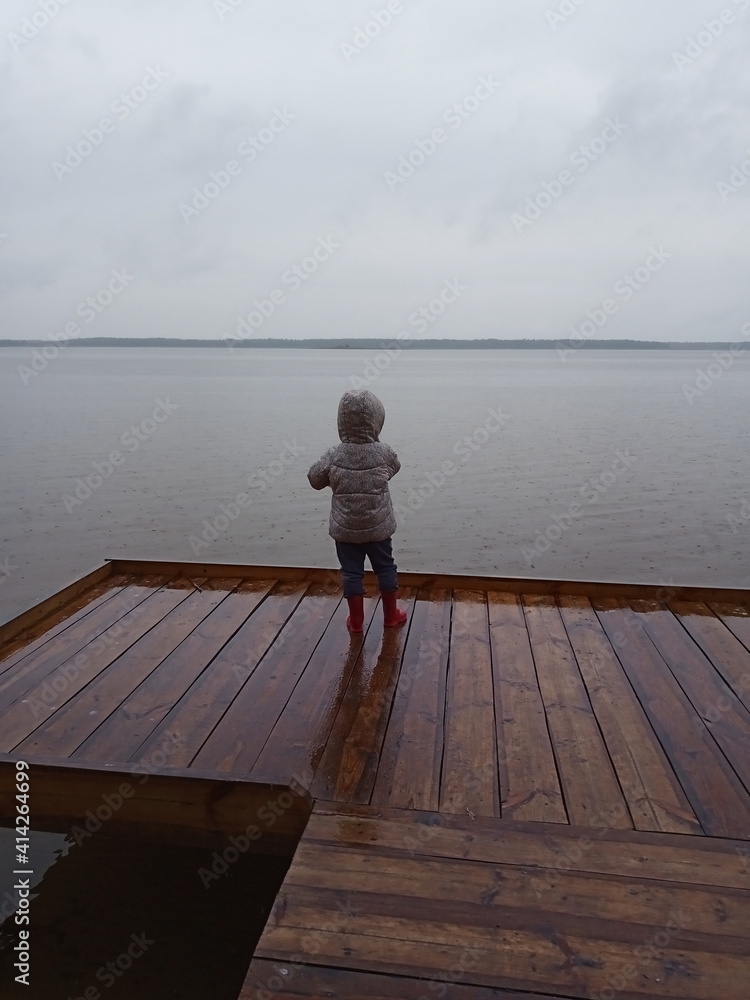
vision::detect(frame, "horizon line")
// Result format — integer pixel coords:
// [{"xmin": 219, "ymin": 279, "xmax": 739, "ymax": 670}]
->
[{"xmin": 0, "ymin": 337, "xmax": 744, "ymax": 349}]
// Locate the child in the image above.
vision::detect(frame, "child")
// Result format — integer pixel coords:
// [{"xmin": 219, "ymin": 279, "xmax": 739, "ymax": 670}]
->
[{"xmin": 308, "ymin": 388, "xmax": 408, "ymax": 633}]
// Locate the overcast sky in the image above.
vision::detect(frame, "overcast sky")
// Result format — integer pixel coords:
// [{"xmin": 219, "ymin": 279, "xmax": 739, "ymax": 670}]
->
[{"xmin": 1, "ymin": 0, "xmax": 749, "ymax": 343}]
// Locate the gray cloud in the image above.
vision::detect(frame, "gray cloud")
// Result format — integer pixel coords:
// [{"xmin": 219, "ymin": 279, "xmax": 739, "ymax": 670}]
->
[{"xmin": 1, "ymin": 0, "xmax": 749, "ymax": 342}]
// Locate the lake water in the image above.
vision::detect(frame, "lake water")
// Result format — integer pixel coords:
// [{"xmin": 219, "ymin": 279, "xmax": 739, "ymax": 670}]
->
[
  {"xmin": 1, "ymin": 347, "xmax": 748, "ymax": 625},
  {"xmin": 0, "ymin": 822, "xmax": 289, "ymax": 998}
]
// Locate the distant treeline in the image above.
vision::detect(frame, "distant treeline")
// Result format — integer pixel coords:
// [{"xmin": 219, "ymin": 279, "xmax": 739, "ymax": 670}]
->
[{"xmin": 0, "ymin": 337, "xmax": 741, "ymax": 350}]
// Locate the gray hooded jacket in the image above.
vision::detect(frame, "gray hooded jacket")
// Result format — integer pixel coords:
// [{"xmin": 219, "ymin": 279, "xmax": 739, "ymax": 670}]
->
[{"xmin": 308, "ymin": 389, "xmax": 400, "ymax": 543}]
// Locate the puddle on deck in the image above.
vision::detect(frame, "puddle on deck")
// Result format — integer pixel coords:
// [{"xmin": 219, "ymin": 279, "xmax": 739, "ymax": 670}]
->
[{"xmin": 0, "ymin": 822, "xmax": 291, "ymax": 999}]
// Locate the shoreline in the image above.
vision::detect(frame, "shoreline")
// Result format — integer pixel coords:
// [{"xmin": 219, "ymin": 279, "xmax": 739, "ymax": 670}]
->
[{"xmin": 0, "ymin": 338, "xmax": 744, "ymax": 351}]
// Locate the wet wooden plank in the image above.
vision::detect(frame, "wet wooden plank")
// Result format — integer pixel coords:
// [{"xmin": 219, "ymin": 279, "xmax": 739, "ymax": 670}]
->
[
  {"xmin": 440, "ymin": 591, "xmax": 498, "ymax": 818},
  {"xmin": 594, "ymin": 598, "xmax": 750, "ymax": 839},
  {"xmin": 628, "ymin": 599, "xmax": 750, "ymax": 794},
  {"xmin": 0, "ymin": 762, "xmax": 310, "ymax": 842},
  {"xmin": 286, "ymin": 840, "xmax": 750, "ymax": 939},
  {"xmin": 310, "ymin": 590, "xmax": 417, "ymax": 804},
  {"xmin": 523, "ymin": 595, "xmax": 630, "ymax": 829},
  {"xmin": 487, "ymin": 592, "xmax": 566, "ymax": 823},
  {"xmin": 0, "ymin": 561, "xmax": 114, "ymax": 645},
  {"xmin": 127, "ymin": 581, "xmax": 306, "ymax": 769},
  {"xmin": 73, "ymin": 579, "xmax": 273, "ymax": 766},
  {"xmin": 710, "ymin": 601, "xmax": 750, "ymax": 650},
  {"xmin": 259, "ymin": 906, "xmax": 750, "ymax": 1000},
  {"xmin": 670, "ymin": 599, "xmax": 750, "ymax": 714},
  {"xmin": 307, "ymin": 804, "xmax": 750, "ymax": 890},
  {"xmin": 192, "ymin": 584, "xmax": 341, "ymax": 775},
  {"xmin": 0, "ymin": 580, "xmax": 195, "ymax": 752},
  {"xmin": 253, "ymin": 805, "xmax": 750, "ymax": 1000},
  {"xmin": 559, "ymin": 595, "xmax": 701, "ymax": 835},
  {"xmin": 242, "ymin": 959, "xmax": 564, "ymax": 1000},
  {"xmin": 258, "ymin": 808, "xmax": 750, "ymax": 1000},
  {"xmin": 14, "ymin": 580, "xmax": 235, "ymax": 759},
  {"xmin": 0, "ymin": 574, "xmax": 134, "ymax": 676},
  {"xmin": 276, "ymin": 874, "xmax": 750, "ymax": 966},
  {"xmin": 0, "ymin": 576, "xmax": 176, "ymax": 706},
  {"xmin": 252, "ymin": 595, "xmax": 377, "ymax": 791},
  {"xmin": 370, "ymin": 589, "xmax": 451, "ymax": 812},
  {"xmin": 108, "ymin": 559, "xmax": 750, "ymax": 604}
]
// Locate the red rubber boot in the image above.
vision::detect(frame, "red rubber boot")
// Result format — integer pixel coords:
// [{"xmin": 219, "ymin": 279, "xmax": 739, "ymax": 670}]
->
[
  {"xmin": 346, "ymin": 595, "xmax": 364, "ymax": 633},
  {"xmin": 381, "ymin": 589, "xmax": 407, "ymax": 627}
]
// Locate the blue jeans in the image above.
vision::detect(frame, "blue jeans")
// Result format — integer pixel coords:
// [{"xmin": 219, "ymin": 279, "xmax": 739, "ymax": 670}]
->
[{"xmin": 335, "ymin": 537, "xmax": 398, "ymax": 597}]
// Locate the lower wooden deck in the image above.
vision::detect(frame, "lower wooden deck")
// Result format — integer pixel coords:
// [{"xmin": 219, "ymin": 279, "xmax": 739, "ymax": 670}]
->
[
  {"xmin": 244, "ymin": 802, "xmax": 750, "ymax": 1000},
  {"xmin": 1, "ymin": 559, "xmax": 749, "ymax": 997}
]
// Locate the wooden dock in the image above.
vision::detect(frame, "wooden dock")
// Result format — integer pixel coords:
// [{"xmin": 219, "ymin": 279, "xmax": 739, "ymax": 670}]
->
[{"xmin": 1, "ymin": 559, "xmax": 749, "ymax": 998}]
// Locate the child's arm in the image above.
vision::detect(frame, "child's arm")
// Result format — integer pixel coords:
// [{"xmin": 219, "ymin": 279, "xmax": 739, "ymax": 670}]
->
[
  {"xmin": 385, "ymin": 445, "xmax": 401, "ymax": 478},
  {"xmin": 307, "ymin": 449, "xmax": 333, "ymax": 490}
]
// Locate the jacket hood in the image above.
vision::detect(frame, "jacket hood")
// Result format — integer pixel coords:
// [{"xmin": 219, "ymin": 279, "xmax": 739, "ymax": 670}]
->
[{"xmin": 337, "ymin": 389, "xmax": 385, "ymax": 444}]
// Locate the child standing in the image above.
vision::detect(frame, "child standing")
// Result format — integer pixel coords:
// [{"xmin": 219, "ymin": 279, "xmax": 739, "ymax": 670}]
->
[{"xmin": 308, "ymin": 388, "xmax": 407, "ymax": 633}]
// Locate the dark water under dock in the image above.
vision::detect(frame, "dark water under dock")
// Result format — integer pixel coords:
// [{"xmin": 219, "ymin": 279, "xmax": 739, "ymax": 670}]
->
[{"xmin": 0, "ymin": 823, "xmax": 290, "ymax": 999}]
